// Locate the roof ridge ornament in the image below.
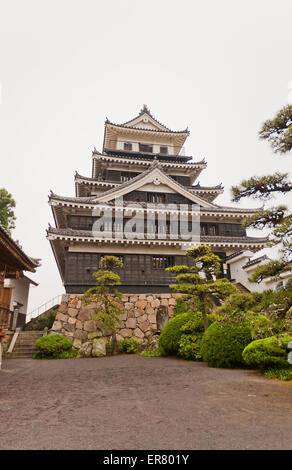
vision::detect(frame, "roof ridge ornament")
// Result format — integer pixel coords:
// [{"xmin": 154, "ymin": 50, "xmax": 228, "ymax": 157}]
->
[{"xmin": 140, "ymin": 104, "xmax": 151, "ymax": 115}]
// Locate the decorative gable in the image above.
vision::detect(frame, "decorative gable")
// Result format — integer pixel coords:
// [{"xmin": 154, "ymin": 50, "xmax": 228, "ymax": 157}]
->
[{"xmin": 94, "ymin": 163, "xmax": 215, "ymax": 208}]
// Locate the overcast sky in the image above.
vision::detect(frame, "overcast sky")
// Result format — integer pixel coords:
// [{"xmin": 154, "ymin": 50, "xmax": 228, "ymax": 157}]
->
[{"xmin": 0, "ymin": 0, "xmax": 291, "ymax": 312}]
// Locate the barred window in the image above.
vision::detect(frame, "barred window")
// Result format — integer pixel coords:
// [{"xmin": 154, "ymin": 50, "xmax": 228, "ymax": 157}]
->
[
  {"xmin": 139, "ymin": 143, "xmax": 153, "ymax": 153},
  {"xmin": 124, "ymin": 142, "xmax": 132, "ymax": 151},
  {"xmin": 152, "ymin": 256, "xmax": 174, "ymax": 269}
]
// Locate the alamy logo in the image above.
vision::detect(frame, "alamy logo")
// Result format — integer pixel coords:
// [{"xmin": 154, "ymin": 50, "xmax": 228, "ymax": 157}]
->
[{"xmin": 91, "ymin": 197, "xmax": 201, "ymax": 243}]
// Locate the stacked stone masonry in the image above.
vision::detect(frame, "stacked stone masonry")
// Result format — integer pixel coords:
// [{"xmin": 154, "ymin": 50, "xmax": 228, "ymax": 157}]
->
[{"xmin": 51, "ymin": 293, "xmax": 183, "ymax": 349}]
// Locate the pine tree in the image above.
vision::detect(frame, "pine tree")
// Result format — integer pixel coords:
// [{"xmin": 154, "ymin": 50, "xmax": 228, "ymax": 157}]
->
[{"xmin": 166, "ymin": 245, "xmax": 237, "ymax": 330}]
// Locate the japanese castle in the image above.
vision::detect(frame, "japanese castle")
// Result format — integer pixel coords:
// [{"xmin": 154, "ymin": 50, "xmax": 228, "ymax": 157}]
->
[{"xmin": 47, "ymin": 105, "xmax": 267, "ymax": 293}]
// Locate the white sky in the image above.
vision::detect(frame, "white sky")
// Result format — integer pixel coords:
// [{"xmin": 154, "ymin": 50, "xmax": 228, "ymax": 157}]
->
[{"xmin": 0, "ymin": 0, "xmax": 291, "ymax": 312}]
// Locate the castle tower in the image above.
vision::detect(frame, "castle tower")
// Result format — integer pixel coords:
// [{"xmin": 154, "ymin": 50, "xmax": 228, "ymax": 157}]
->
[{"xmin": 47, "ymin": 106, "xmax": 267, "ymax": 293}]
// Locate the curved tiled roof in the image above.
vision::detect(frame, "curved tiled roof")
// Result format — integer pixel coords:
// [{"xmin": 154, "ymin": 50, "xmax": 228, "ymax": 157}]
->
[
  {"xmin": 105, "ymin": 105, "xmax": 189, "ymax": 135},
  {"xmin": 0, "ymin": 224, "xmax": 41, "ymax": 271},
  {"xmin": 46, "ymin": 226, "xmax": 269, "ymax": 246},
  {"xmin": 242, "ymin": 255, "xmax": 269, "ymax": 269},
  {"xmin": 49, "ymin": 191, "xmax": 264, "ymax": 214}
]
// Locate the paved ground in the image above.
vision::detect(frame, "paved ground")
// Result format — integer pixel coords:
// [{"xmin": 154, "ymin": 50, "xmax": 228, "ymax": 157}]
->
[{"xmin": 0, "ymin": 356, "xmax": 292, "ymax": 450}]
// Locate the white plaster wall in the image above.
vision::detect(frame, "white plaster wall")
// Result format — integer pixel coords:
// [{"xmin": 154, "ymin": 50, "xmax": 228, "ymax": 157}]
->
[{"xmin": 4, "ymin": 278, "xmax": 31, "ymax": 314}]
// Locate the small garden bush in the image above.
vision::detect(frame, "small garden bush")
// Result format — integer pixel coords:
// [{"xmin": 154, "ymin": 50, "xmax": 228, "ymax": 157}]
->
[
  {"xmin": 159, "ymin": 313, "xmax": 195, "ymax": 356},
  {"xmin": 119, "ymin": 338, "xmax": 140, "ymax": 354},
  {"xmin": 200, "ymin": 321, "xmax": 253, "ymax": 368},
  {"xmin": 34, "ymin": 334, "xmax": 77, "ymax": 359},
  {"xmin": 177, "ymin": 312, "xmax": 206, "ymax": 361},
  {"xmin": 140, "ymin": 349, "xmax": 162, "ymax": 357},
  {"xmin": 242, "ymin": 335, "xmax": 292, "ymax": 369}
]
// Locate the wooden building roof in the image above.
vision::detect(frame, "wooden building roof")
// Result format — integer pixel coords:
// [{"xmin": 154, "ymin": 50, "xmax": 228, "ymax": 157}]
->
[{"xmin": 0, "ymin": 224, "xmax": 40, "ymax": 277}]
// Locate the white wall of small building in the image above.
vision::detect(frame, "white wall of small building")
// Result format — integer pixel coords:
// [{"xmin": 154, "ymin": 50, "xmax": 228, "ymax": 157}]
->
[
  {"xmin": 4, "ymin": 277, "xmax": 36, "ymax": 315},
  {"xmin": 228, "ymin": 251, "xmax": 292, "ymax": 292}
]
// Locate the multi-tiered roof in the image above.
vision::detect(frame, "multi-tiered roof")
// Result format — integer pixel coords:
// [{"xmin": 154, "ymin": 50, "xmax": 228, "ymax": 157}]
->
[{"xmin": 47, "ymin": 106, "xmax": 268, "ymax": 291}]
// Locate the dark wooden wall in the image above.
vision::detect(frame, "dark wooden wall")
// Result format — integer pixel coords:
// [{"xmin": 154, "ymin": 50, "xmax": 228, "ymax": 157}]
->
[
  {"xmin": 64, "ymin": 251, "xmax": 227, "ymax": 294},
  {"xmin": 67, "ymin": 215, "xmax": 246, "ymax": 237}
]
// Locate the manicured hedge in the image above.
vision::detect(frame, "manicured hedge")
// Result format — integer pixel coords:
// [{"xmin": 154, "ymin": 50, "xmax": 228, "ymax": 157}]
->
[
  {"xmin": 200, "ymin": 321, "xmax": 252, "ymax": 368},
  {"xmin": 159, "ymin": 313, "xmax": 195, "ymax": 356},
  {"xmin": 34, "ymin": 334, "xmax": 77, "ymax": 359},
  {"xmin": 242, "ymin": 335, "xmax": 292, "ymax": 369}
]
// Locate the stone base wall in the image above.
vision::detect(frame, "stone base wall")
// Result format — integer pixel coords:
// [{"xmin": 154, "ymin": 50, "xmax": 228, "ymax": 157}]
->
[{"xmin": 51, "ymin": 293, "xmax": 183, "ymax": 350}]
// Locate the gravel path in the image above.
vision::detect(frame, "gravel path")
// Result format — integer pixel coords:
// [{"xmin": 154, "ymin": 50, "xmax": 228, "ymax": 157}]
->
[{"xmin": 0, "ymin": 356, "xmax": 292, "ymax": 450}]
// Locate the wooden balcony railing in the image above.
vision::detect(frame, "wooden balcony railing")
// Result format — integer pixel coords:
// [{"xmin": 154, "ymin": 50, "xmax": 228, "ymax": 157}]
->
[{"xmin": 0, "ymin": 304, "xmax": 10, "ymax": 331}]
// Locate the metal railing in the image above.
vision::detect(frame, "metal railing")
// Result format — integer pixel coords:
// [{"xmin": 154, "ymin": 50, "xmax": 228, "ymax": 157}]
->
[{"xmin": 26, "ymin": 294, "xmax": 63, "ymax": 323}]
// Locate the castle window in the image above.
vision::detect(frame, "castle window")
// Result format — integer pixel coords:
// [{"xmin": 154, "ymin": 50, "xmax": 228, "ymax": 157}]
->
[
  {"xmin": 124, "ymin": 142, "xmax": 132, "ymax": 151},
  {"xmin": 139, "ymin": 143, "xmax": 153, "ymax": 153},
  {"xmin": 147, "ymin": 192, "xmax": 166, "ymax": 204},
  {"xmin": 152, "ymin": 256, "xmax": 174, "ymax": 269},
  {"xmin": 160, "ymin": 146, "xmax": 168, "ymax": 155}
]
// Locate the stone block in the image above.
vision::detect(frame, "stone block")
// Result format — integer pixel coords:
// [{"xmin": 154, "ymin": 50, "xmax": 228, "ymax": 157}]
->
[
  {"xmin": 151, "ymin": 299, "xmax": 160, "ymax": 308},
  {"xmin": 75, "ymin": 320, "xmax": 83, "ymax": 330},
  {"xmin": 148, "ymin": 314, "xmax": 157, "ymax": 324},
  {"xmin": 92, "ymin": 338, "xmax": 107, "ymax": 357},
  {"xmin": 137, "ymin": 314, "xmax": 147, "ymax": 324},
  {"xmin": 146, "ymin": 296, "xmax": 154, "ymax": 302},
  {"xmin": 160, "ymin": 294, "xmax": 171, "ymax": 299},
  {"xmin": 63, "ymin": 330, "xmax": 73, "ymax": 338},
  {"xmin": 87, "ymin": 330, "xmax": 103, "ymax": 340},
  {"xmin": 128, "ymin": 310, "xmax": 135, "ymax": 318},
  {"xmin": 168, "ymin": 298, "xmax": 176, "ymax": 306},
  {"xmin": 78, "ymin": 341, "xmax": 93, "ymax": 358},
  {"xmin": 139, "ymin": 320, "xmax": 150, "ymax": 332},
  {"xmin": 51, "ymin": 320, "xmax": 62, "ymax": 331},
  {"xmin": 68, "ymin": 317, "xmax": 76, "ymax": 325},
  {"xmin": 124, "ymin": 302, "xmax": 134, "ymax": 310},
  {"xmin": 125, "ymin": 318, "xmax": 137, "ymax": 329},
  {"xmin": 58, "ymin": 303, "xmax": 67, "ymax": 313},
  {"xmin": 133, "ymin": 328, "xmax": 144, "ymax": 339},
  {"xmin": 73, "ymin": 338, "xmax": 82, "ymax": 349},
  {"xmin": 129, "ymin": 295, "xmax": 138, "ymax": 303},
  {"xmin": 84, "ymin": 320, "xmax": 99, "ymax": 332},
  {"xmin": 56, "ymin": 312, "xmax": 69, "ymax": 322},
  {"xmin": 77, "ymin": 308, "xmax": 96, "ymax": 321},
  {"xmin": 119, "ymin": 328, "xmax": 133, "ymax": 338},
  {"xmin": 145, "ymin": 306, "xmax": 155, "ymax": 315},
  {"xmin": 168, "ymin": 306, "xmax": 174, "ymax": 316},
  {"xmin": 73, "ymin": 329, "xmax": 88, "ymax": 341},
  {"xmin": 62, "ymin": 322, "xmax": 75, "ymax": 333},
  {"xmin": 68, "ymin": 298, "xmax": 79, "ymax": 308},
  {"xmin": 134, "ymin": 308, "xmax": 144, "ymax": 317},
  {"xmin": 136, "ymin": 300, "xmax": 147, "ymax": 309},
  {"xmin": 138, "ymin": 294, "xmax": 146, "ymax": 300},
  {"xmin": 68, "ymin": 308, "xmax": 78, "ymax": 317},
  {"xmin": 161, "ymin": 299, "xmax": 169, "ymax": 306}
]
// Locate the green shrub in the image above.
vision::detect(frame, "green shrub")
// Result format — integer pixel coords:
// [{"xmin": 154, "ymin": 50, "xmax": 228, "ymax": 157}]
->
[
  {"xmin": 159, "ymin": 313, "xmax": 195, "ymax": 356},
  {"xmin": 119, "ymin": 338, "xmax": 140, "ymax": 354},
  {"xmin": 34, "ymin": 334, "xmax": 77, "ymax": 359},
  {"xmin": 177, "ymin": 312, "xmax": 206, "ymax": 360},
  {"xmin": 200, "ymin": 321, "xmax": 252, "ymax": 368},
  {"xmin": 140, "ymin": 349, "xmax": 162, "ymax": 357},
  {"xmin": 242, "ymin": 335, "xmax": 292, "ymax": 369}
]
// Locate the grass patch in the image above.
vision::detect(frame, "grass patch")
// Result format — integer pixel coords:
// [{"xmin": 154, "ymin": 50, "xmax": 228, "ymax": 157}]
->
[{"xmin": 264, "ymin": 366, "xmax": 292, "ymax": 381}]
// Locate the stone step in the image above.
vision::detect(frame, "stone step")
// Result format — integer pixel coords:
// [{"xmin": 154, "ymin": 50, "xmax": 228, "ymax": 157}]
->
[
  {"xmin": 13, "ymin": 346, "xmax": 36, "ymax": 352},
  {"xmin": 9, "ymin": 353, "xmax": 35, "ymax": 358}
]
